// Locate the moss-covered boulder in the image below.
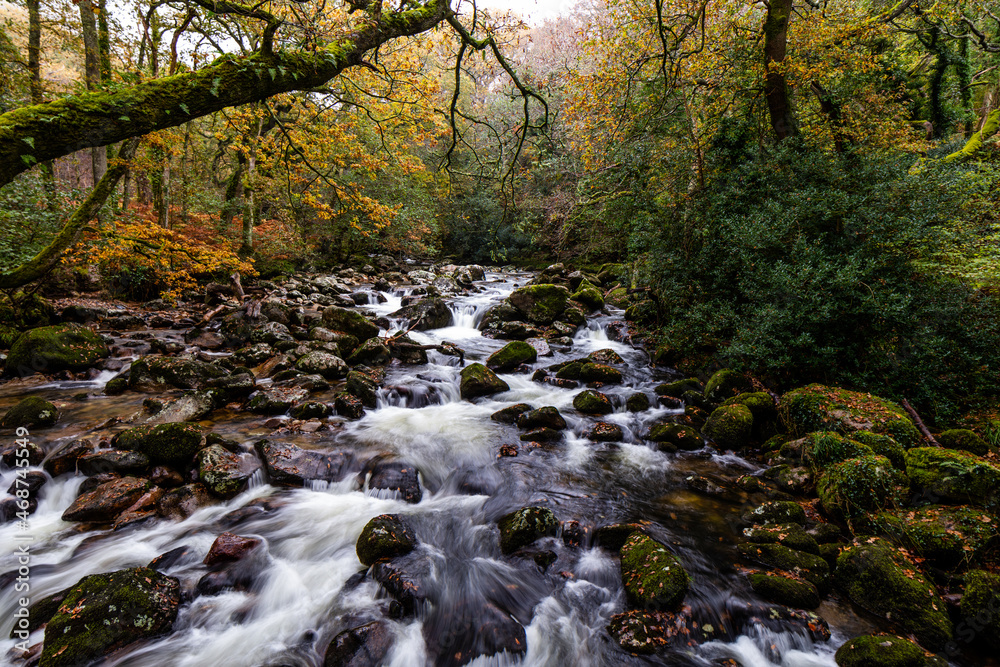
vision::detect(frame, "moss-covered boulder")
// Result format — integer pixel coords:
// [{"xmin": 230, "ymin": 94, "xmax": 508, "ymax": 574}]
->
[
  {"xmin": 835, "ymin": 539, "xmax": 953, "ymax": 650},
  {"xmin": 905, "ymin": 447, "xmax": 1000, "ymax": 507},
  {"xmin": 570, "ymin": 281, "xmax": 604, "ymax": 311},
  {"xmin": 817, "ymin": 455, "xmax": 906, "ymax": 523},
  {"xmin": 1, "ymin": 395, "xmax": 58, "ymax": 429},
  {"xmin": 498, "ymin": 506, "xmax": 559, "ymax": 554},
  {"xmin": 626, "ymin": 392, "xmax": 650, "ymax": 412},
  {"xmin": 742, "ymin": 500, "xmax": 807, "ymax": 526},
  {"xmin": 960, "ymin": 570, "xmax": 1000, "ymax": 649},
  {"xmin": 852, "ymin": 431, "xmax": 907, "ymax": 470},
  {"xmin": 508, "ymin": 284, "xmax": 570, "ymax": 324},
  {"xmin": 704, "ymin": 369, "xmax": 752, "ymax": 402},
  {"xmin": 780, "ymin": 384, "xmax": 920, "ymax": 448},
  {"xmin": 873, "ymin": 506, "xmax": 1000, "ymax": 569},
  {"xmin": 937, "ymin": 429, "xmax": 990, "ymax": 456},
  {"xmin": 516, "ymin": 406, "xmax": 567, "ymax": 430},
  {"xmin": 647, "ymin": 422, "xmax": 702, "ymax": 451},
  {"xmin": 834, "ymin": 634, "xmax": 928, "ymax": 667},
  {"xmin": 702, "ymin": 404, "xmax": 753, "ymax": 449},
  {"xmin": 347, "ymin": 338, "xmax": 391, "ymax": 367},
  {"xmin": 801, "ymin": 432, "xmax": 875, "ymax": 469},
  {"xmin": 743, "ymin": 523, "xmax": 820, "ymax": 555},
  {"xmin": 655, "ymin": 378, "xmax": 701, "ymax": 399},
  {"xmin": 196, "ymin": 444, "xmax": 257, "ymax": 498},
  {"xmin": 490, "ymin": 403, "xmax": 533, "ymax": 424},
  {"xmin": 356, "ymin": 514, "xmax": 417, "ymax": 566},
  {"xmin": 620, "ymin": 532, "xmax": 691, "ymax": 611},
  {"xmin": 738, "ymin": 543, "xmax": 830, "ymax": 590},
  {"xmin": 128, "ymin": 355, "xmax": 227, "ymax": 391},
  {"xmin": 346, "ymin": 370, "xmax": 379, "ymax": 408},
  {"xmin": 578, "ymin": 362, "xmax": 623, "ymax": 384},
  {"xmin": 39, "ymin": 567, "xmax": 180, "ymax": 667},
  {"xmin": 589, "ymin": 349, "xmax": 624, "ymax": 365},
  {"xmin": 6, "ymin": 324, "xmax": 109, "ymax": 377},
  {"xmin": 459, "ymin": 363, "xmax": 510, "ymax": 400},
  {"xmin": 487, "ymin": 341, "xmax": 537, "ymax": 373},
  {"xmin": 113, "ymin": 422, "xmax": 206, "ymax": 465},
  {"xmin": 573, "ymin": 389, "xmax": 614, "ymax": 415},
  {"xmin": 748, "ymin": 571, "xmax": 820, "ymax": 610},
  {"xmin": 296, "ymin": 351, "xmax": 349, "ymax": 380},
  {"xmin": 387, "ymin": 297, "xmax": 452, "ymax": 331},
  {"xmin": 321, "ymin": 306, "xmax": 379, "ymax": 340},
  {"xmin": 723, "ymin": 391, "xmax": 777, "ymax": 422}
]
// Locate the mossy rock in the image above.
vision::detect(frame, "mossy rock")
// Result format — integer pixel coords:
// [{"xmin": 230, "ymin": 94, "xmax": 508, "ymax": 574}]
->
[
  {"xmin": 779, "ymin": 384, "xmax": 920, "ymax": 448},
  {"xmin": 39, "ymin": 567, "xmax": 180, "ymax": 667},
  {"xmin": 498, "ymin": 506, "xmax": 559, "ymax": 554},
  {"xmin": 702, "ymin": 404, "xmax": 753, "ymax": 449},
  {"xmin": 554, "ymin": 361, "xmax": 584, "ymax": 380},
  {"xmin": 937, "ymin": 429, "xmax": 990, "ymax": 456},
  {"xmin": 459, "ymin": 363, "xmax": 510, "ymax": 400},
  {"xmin": 196, "ymin": 444, "xmax": 255, "ymax": 498},
  {"xmin": 347, "ymin": 338, "xmax": 391, "ymax": 367},
  {"xmin": 853, "ymin": 431, "xmax": 907, "ymax": 470},
  {"xmin": 704, "ymin": 369, "xmax": 752, "ymax": 402},
  {"xmin": 487, "ymin": 341, "xmax": 537, "ymax": 373},
  {"xmin": 588, "ymin": 349, "xmax": 624, "ymax": 365},
  {"xmin": 801, "ymin": 432, "xmax": 875, "ymax": 470},
  {"xmin": 578, "ymin": 362, "xmax": 623, "ymax": 384},
  {"xmin": 508, "ymin": 284, "xmax": 570, "ymax": 324},
  {"xmin": 356, "ymin": 514, "xmax": 417, "ymax": 566},
  {"xmin": 742, "ymin": 501, "xmax": 807, "ymax": 526},
  {"xmin": 873, "ymin": 505, "xmax": 1000, "ymax": 570},
  {"xmin": 761, "ymin": 464, "xmax": 813, "ymax": 494},
  {"xmin": 905, "ymin": 447, "xmax": 1000, "ymax": 508},
  {"xmin": 743, "ymin": 523, "xmax": 820, "ymax": 555},
  {"xmin": 606, "ymin": 609, "xmax": 669, "ymax": 654},
  {"xmin": 960, "ymin": 570, "xmax": 1000, "ymax": 649},
  {"xmin": 321, "ymin": 306, "xmax": 379, "ymax": 340},
  {"xmin": 1, "ymin": 395, "xmax": 58, "ymax": 429},
  {"xmin": 490, "ymin": 403, "xmax": 533, "ymax": 424},
  {"xmin": 834, "ymin": 634, "xmax": 928, "ymax": 667},
  {"xmin": 748, "ymin": 571, "xmax": 820, "ymax": 610},
  {"xmin": 605, "ymin": 287, "xmax": 630, "ymax": 309},
  {"xmin": 0, "ymin": 292, "xmax": 55, "ymax": 329},
  {"xmin": 570, "ymin": 281, "xmax": 604, "ymax": 311},
  {"xmin": 573, "ymin": 389, "xmax": 613, "ymax": 415},
  {"xmin": 620, "ymin": 532, "xmax": 691, "ymax": 611},
  {"xmin": 626, "ymin": 392, "xmax": 650, "ymax": 412},
  {"xmin": 723, "ymin": 392, "xmax": 776, "ymax": 422},
  {"xmin": 113, "ymin": 422, "xmax": 206, "ymax": 465},
  {"xmin": 655, "ymin": 378, "xmax": 701, "ymax": 399},
  {"xmin": 738, "ymin": 542, "xmax": 830, "ymax": 591},
  {"xmin": 128, "ymin": 355, "xmax": 227, "ymax": 391},
  {"xmin": 836, "ymin": 539, "xmax": 953, "ymax": 650},
  {"xmin": 516, "ymin": 406, "xmax": 567, "ymax": 430},
  {"xmin": 647, "ymin": 422, "xmax": 702, "ymax": 451},
  {"xmin": 289, "ymin": 401, "xmax": 332, "ymax": 420},
  {"xmin": 624, "ymin": 300, "xmax": 657, "ymax": 325},
  {"xmin": 817, "ymin": 455, "xmax": 906, "ymax": 523},
  {"xmin": 296, "ymin": 351, "xmax": 348, "ymax": 380},
  {"xmin": 346, "ymin": 370, "xmax": 379, "ymax": 408},
  {"xmin": 6, "ymin": 324, "xmax": 109, "ymax": 377}
]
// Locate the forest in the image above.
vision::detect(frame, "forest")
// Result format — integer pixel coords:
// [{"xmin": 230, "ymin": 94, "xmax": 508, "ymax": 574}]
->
[{"xmin": 0, "ymin": 0, "xmax": 999, "ymax": 666}]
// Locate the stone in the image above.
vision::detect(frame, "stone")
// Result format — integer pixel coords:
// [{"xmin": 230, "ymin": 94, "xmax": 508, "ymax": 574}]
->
[
  {"xmin": 738, "ymin": 542, "xmax": 830, "ymax": 591},
  {"xmin": 780, "ymin": 384, "xmax": 920, "ymax": 448},
  {"xmin": 872, "ymin": 505, "xmax": 1000, "ymax": 569},
  {"xmin": 247, "ymin": 386, "xmax": 310, "ymax": 414},
  {"xmin": 573, "ymin": 389, "xmax": 613, "ymax": 415},
  {"xmin": 289, "ymin": 401, "xmax": 332, "ymax": 420},
  {"xmin": 371, "ymin": 562, "xmax": 430, "ymax": 614},
  {"xmin": 937, "ymin": 429, "xmax": 990, "ymax": 456},
  {"xmin": 296, "ymin": 351, "xmax": 349, "ymax": 380},
  {"xmin": 508, "ymin": 284, "xmax": 570, "ymax": 324},
  {"xmin": 364, "ymin": 460, "xmax": 422, "ymax": 504},
  {"xmin": 459, "ymin": 363, "xmax": 509, "ymax": 400},
  {"xmin": 490, "ymin": 403, "xmax": 533, "ymax": 424},
  {"xmin": 583, "ymin": 422, "xmax": 624, "ymax": 442},
  {"xmin": 356, "ymin": 514, "xmax": 417, "ymax": 566},
  {"xmin": 346, "ymin": 370, "xmax": 379, "ymax": 408},
  {"xmin": 906, "ymin": 447, "xmax": 1000, "ymax": 507},
  {"xmin": 742, "ymin": 501, "xmax": 807, "ymax": 526},
  {"xmin": 77, "ymin": 450, "xmax": 150, "ymax": 476},
  {"xmin": 61, "ymin": 476, "xmax": 151, "ymax": 523},
  {"xmin": 960, "ymin": 570, "xmax": 1000, "ymax": 650},
  {"xmin": 626, "ymin": 392, "xmax": 650, "ymax": 412},
  {"xmin": 1, "ymin": 395, "xmax": 58, "ymax": 428},
  {"xmin": 388, "ymin": 297, "xmax": 452, "ymax": 331},
  {"xmin": 647, "ymin": 423, "xmax": 702, "ymax": 451},
  {"xmin": 498, "ymin": 506, "xmax": 559, "ymax": 554},
  {"xmin": 196, "ymin": 445, "xmax": 259, "ymax": 498},
  {"xmin": 743, "ymin": 522, "xmax": 820, "ymax": 554},
  {"xmin": 817, "ymin": 455, "xmax": 906, "ymax": 523},
  {"xmin": 834, "ymin": 634, "xmax": 927, "ymax": 667},
  {"xmin": 6, "ymin": 324, "xmax": 109, "ymax": 376},
  {"xmin": 486, "ymin": 341, "xmax": 537, "ymax": 373},
  {"xmin": 113, "ymin": 422, "xmax": 206, "ymax": 465},
  {"xmin": 321, "ymin": 306, "xmax": 380, "ymax": 341},
  {"xmin": 423, "ymin": 600, "xmax": 527, "ymax": 665},
  {"xmin": 703, "ymin": 404, "xmax": 753, "ymax": 449},
  {"xmin": 324, "ymin": 620, "xmax": 394, "ymax": 667},
  {"xmin": 348, "ymin": 338, "xmax": 391, "ymax": 366},
  {"xmin": 516, "ymin": 406, "xmax": 566, "ymax": 430},
  {"xmin": 203, "ymin": 532, "xmax": 262, "ymax": 567},
  {"xmin": 748, "ymin": 571, "xmax": 820, "ymax": 609},
  {"xmin": 703, "ymin": 369, "xmax": 752, "ymax": 402},
  {"xmin": 254, "ymin": 440, "xmax": 356, "ymax": 487},
  {"xmin": 620, "ymin": 532, "xmax": 691, "ymax": 611},
  {"xmin": 336, "ymin": 392, "xmax": 366, "ymax": 419},
  {"xmin": 146, "ymin": 391, "xmax": 215, "ymax": 423},
  {"xmin": 127, "ymin": 355, "xmax": 227, "ymax": 391}
]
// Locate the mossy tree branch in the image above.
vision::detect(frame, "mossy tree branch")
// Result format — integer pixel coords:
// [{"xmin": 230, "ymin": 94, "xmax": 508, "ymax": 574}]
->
[{"xmin": 942, "ymin": 109, "xmax": 1000, "ymax": 162}]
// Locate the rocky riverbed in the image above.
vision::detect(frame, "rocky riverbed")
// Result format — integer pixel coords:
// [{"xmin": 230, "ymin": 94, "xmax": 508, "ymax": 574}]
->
[{"xmin": 0, "ymin": 262, "xmax": 997, "ymax": 667}]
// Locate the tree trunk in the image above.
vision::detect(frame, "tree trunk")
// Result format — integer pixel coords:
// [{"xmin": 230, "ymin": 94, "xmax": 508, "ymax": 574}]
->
[
  {"xmin": 79, "ymin": 0, "xmax": 107, "ymax": 183},
  {"xmin": 763, "ymin": 0, "xmax": 798, "ymax": 141},
  {"xmin": 221, "ymin": 153, "xmax": 246, "ymax": 230},
  {"xmin": 27, "ymin": 0, "xmax": 42, "ymax": 105}
]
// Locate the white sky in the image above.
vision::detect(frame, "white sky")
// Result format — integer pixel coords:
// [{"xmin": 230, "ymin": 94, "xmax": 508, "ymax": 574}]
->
[{"xmin": 473, "ymin": 0, "xmax": 579, "ymax": 23}]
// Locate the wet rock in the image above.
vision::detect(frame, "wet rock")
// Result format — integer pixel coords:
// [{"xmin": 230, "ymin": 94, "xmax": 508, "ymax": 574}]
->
[
  {"xmin": 348, "ymin": 339, "xmax": 391, "ymax": 366},
  {"xmin": 596, "ymin": 523, "xmax": 645, "ymax": 551},
  {"xmin": 112, "ymin": 486, "xmax": 163, "ymax": 531},
  {"xmin": 459, "ymin": 363, "xmax": 509, "ymax": 400},
  {"xmin": 508, "ymin": 284, "xmax": 570, "ymax": 324},
  {"xmin": 204, "ymin": 373, "xmax": 257, "ymax": 402},
  {"xmin": 486, "ymin": 341, "xmax": 537, "ymax": 373},
  {"xmin": 6, "ymin": 324, "xmax": 109, "ymax": 377},
  {"xmin": 761, "ymin": 465, "xmax": 813, "ymax": 494},
  {"xmin": 6, "ymin": 470, "xmax": 46, "ymax": 498},
  {"xmin": 0, "ymin": 496, "xmax": 36, "ymax": 522},
  {"xmin": 905, "ymin": 447, "xmax": 1000, "ymax": 507},
  {"xmin": 1, "ymin": 395, "xmax": 58, "ymax": 429},
  {"xmin": 834, "ymin": 633, "xmax": 928, "ymax": 667},
  {"xmin": 0, "ymin": 440, "xmax": 44, "ymax": 467},
  {"xmin": 322, "ymin": 306, "xmax": 380, "ymax": 341},
  {"xmin": 748, "ymin": 571, "xmax": 820, "ymax": 610},
  {"xmin": 572, "ymin": 389, "xmax": 613, "ymax": 415},
  {"xmin": 583, "ymin": 422, "xmax": 624, "ymax": 442},
  {"xmin": 703, "ymin": 404, "xmax": 753, "ymax": 449},
  {"xmin": 203, "ymin": 532, "xmax": 262, "ymax": 567},
  {"xmin": 960, "ymin": 570, "xmax": 1000, "ymax": 650},
  {"xmin": 158, "ymin": 483, "xmax": 214, "ymax": 520},
  {"xmin": 289, "ymin": 401, "xmax": 332, "ymax": 420},
  {"xmin": 742, "ymin": 501, "xmax": 807, "ymax": 526},
  {"xmin": 872, "ymin": 505, "xmax": 999, "ymax": 569},
  {"xmin": 346, "ymin": 371, "xmax": 379, "ymax": 408},
  {"xmin": 817, "ymin": 455, "xmax": 905, "ymax": 523},
  {"xmin": 371, "ymin": 562, "xmax": 430, "ymax": 614},
  {"xmin": 579, "ymin": 363, "xmax": 622, "ymax": 384},
  {"xmin": 738, "ymin": 543, "xmax": 830, "ymax": 591},
  {"xmin": 388, "ymin": 297, "xmax": 452, "ymax": 331},
  {"xmin": 570, "ymin": 281, "xmax": 604, "ymax": 311},
  {"xmin": 147, "ymin": 391, "xmax": 215, "ymax": 423},
  {"xmin": 424, "ymin": 600, "xmax": 527, "ymax": 667},
  {"xmin": 620, "ymin": 532, "xmax": 690, "ymax": 611},
  {"xmin": 356, "ymin": 514, "xmax": 417, "ymax": 566},
  {"xmin": 323, "ymin": 620, "xmax": 394, "ymax": 667},
  {"xmin": 743, "ymin": 523, "xmax": 820, "ymax": 555},
  {"xmin": 495, "ymin": 321, "xmax": 546, "ymax": 341},
  {"xmin": 516, "ymin": 406, "xmax": 566, "ymax": 430},
  {"xmin": 655, "ymin": 378, "xmax": 702, "ymax": 399},
  {"xmin": 703, "ymin": 369, "xmax": 753, "ymax": 403},
  {"xmin": 248, "ymin": 386, "xmax": 310, "ymax": 414},
  {"xmin": 525, "ymin": 337, "xmax": 551, "ymax": 357},
  {"xmin": 519, "ymin": 427, "xmax": 562, "ymax": 442},
  {"xmin": 296, "ymin": 351, "xmax": 349, "ymax": 380},
  {"xmin": 779, "ymin": 384, "xmax": 920, "ymax": 447},
  {"xmin": 498, "ymin": 506, "xmax": 559, "ymax": 554},
  {"xmin": 647, "ymin": 422, "xmax": 702, "ymax": 451},
  {"xmin": 363, "ymin": 459, "xmax": 422, "ymax": 503},
  {"xmin": 454, "ymin": 264, "xmax": 485, "ymax": 284},
  {"xmin": 61, "ymin": 476, "xmax": 150, "ymax": 522},
  {"xmin": 335, "ymin": 392, "xmax": 366, "ymax": 419},
  {"xmin": 251, "ymin": 321, "xmax": 295, "ymax": 345},
  {"xmin": 254, "ymin": 440, "xmax": 355, "ymax": 487},
  {"xmin": 196, "ymin": 445, "xmax": 258, "ymax": 497},
  {"xmin": 387, "ymin": 334, "xmax": 428, "ymax": 365},
  {"xmin": 937, "ymin": 428, "xmax": 990, "ymax": 456},
  {"xmin": 626, "ymin": 392, "xmax": 650, "ymax": 412},
  {"xmin": 835, "ymin": 539, "xmax": 953, "ymax": 650},
  {"xmin": 39, "ymin": 567, "xmax": 180, "ymax": 667},
  {"xmin": 490, "ymin": 403, "xmax": 533, "ymax": 424},
  {"xmin": 113, "ymin": 422, "xmax": 206, "ymax": 465},
  {"xmin": 127, "ymin": 355, "xmax": 227, "ymax": 391},
  {"xmin": 77, "ymin": 449, "xmax": 150, "ymax": 476},
  {"xmin": 233, "ymin": 343, "xmax": 275, "ymax": 367}
]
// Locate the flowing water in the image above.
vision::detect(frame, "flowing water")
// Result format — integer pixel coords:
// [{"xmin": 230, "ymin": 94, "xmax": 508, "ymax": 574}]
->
[{"xmin": 0, "ymin": 272, "xmax": 855, "ymax": 667}]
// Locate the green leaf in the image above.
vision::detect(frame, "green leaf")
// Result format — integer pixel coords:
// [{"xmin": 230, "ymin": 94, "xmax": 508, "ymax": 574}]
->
[
  {"xmin": 21, "ymin": 137, "xmax": 34, "ymax": 149},
  {"xmin": 179, "ymin": 103, "xmax": 190, "ymax": 115}
]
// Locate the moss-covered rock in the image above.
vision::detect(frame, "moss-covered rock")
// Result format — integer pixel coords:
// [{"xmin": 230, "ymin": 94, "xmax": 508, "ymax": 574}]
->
[
  {"xmin": 960, "ymin": 570, "xmax": 1000, "ymax": 649},
  {"xmin": 516, "ymin": 406, "xmax": 567, "ymax": 430},
  {"xmin": 702, "ymin": 404, "xmax": 753, "ymax": 449},
  {"xmin": 853, "ymin": 431, "xmax": 907, "ymax": 471},
  {"xmin": 346, "ymin": 370, "xmax": 379, "ymax": 408},
  {"xmin": 459, "ymin": 363, "xmax": 510, "ymax": 400},
  {"xmin": 723, "ymin": 391, "xmax": 777, "ymax": 423},
  {"xmin": 655, "ymin": 378, "xmax": 701, "ymax": 399},
  {"xmin": 905, "ymin": 447, "xmax": 1000, "ymax": 507},
  {"xmin": 113, "ymin": 422, "xmax": 206, "ymax": 465},
  {"xmin": 626, "ymin": 392, "xmax": 650, "ymax": 412},
  {"xmin": 704, "ymin": 369, "xmax": 752, "ymax": 402},
  {"xmin": 743, "ymin": 523, "xmax": 820, "ymax": 555},
  {"xmin": 321, "ymin": 306, "xmax": 379, "ymax": 340},
  {"xmin": 1, "ymin": 395, "xmax": 58, "ymax": 428},
  {"xmin": 347, "ymin": 338, "xmax": 391, "ymax": 366},
  {"xmin": 289, "ymin": 400, "xmax": 332, "ymax": 420},
  {"xmin": 646, "ymin": 422, "xmax": 702, "ymax": 451},
  {"xmin": 498, "ymin": 506, "xmax": 559, "ymax": 554},
  {"xmin": 128, "ymin": 355, "xmax": 227, "ymax": 391},
  {"xmin": 296, "ymin": 351, "xmax": 348, "ymax": 380},
  {"xmin": 801, "ymin": 432, "xmax": 875, "ymax": 469},
  {"xmin": 588, "ymin": 349, "xmax": 624, "ymax": 365},
  {"xmin": 6, "ymin": 324, "xmax": 109, "ymax": 376},
  {"xmin": 937, "ymin": 429, "xmax": 990, "ymax": 456},
  {"xmin": 606, "ymin": 609, "xmax": 670, "ymax": 654},
  {"xmin": 570, "ymin": 281, "xmax": 604, "ymax": 311},
  {"xmin": 817, "ymin": 455, "xmax": 906, "ymax": 523},
  {"xmin": 387, "ymin": 297, "xmax": 452, "ymax": 331},
  {"xmin": 742, "ymin": 500, "xmax": 807, "ymax": 526},
  {"xmin": 356, "ymin": 514, "xmax": 417, "ymax": 566},
  {"xmin": 39, "ymin": 567, "xmax": 180, "ymax": 667},
  {"xmin": 490, "ymin": 403, "xmax": 533, "ymax": 424},
  {"xmin": 748, "ymin": 571, "xmax": 820, "ymax": 609},
  {"xmin": 834, "ymin": 634, "xmax": 928, "ymax": 667},
  {"xmin": 487, "ymin": 341, "xmax": 537, "ymax": 373},
  {"xmin": 508, "ymin": 284, "xmax": 570, "ymax": 324},
  {"xmin": 780, "ymin": 384, "xmax": 920, "ymax": 448},
  {"xmin": 573, "ymin": 389, "xmax": 614, "ymax": 415},
  {"xmin": 578, "ymin": 362, "xmax": 623, "ymax": 384},
  {"xmin": 835, "ymin": 539, "xmax": 953, "ymax": 650},
  {"xmin": 873, "ymin": 506, "xmax": 999, "ymax": 569},
  {"xmin": 196, "ymin": 444, "xmax": 257, "ymax": 498},
  {"xmin": 738, "ymin": 542, "xmax": 830, "ymax": 590},
  {"xmin": 620, "ymin": 532, "xmax": 691, "ymax": 611}
]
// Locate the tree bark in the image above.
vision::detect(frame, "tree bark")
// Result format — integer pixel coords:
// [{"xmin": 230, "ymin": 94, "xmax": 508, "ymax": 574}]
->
[
  {"xmin": 763, "ymin": 0, "xmax": 798, "ymax": 141},
  {"xmin": 79, "ymin": 0, "xmax": 107, "ymax": 183},
  {"xmin": 0, "ymin": 0, "xmax": 451, "ymax": 188},
  {"xmin": 27, "ymin": 0, "xmax": 43, "ymax": 105}
]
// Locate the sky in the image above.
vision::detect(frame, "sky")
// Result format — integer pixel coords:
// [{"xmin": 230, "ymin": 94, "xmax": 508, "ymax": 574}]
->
[{"xmin": 473, "ymin": 0, "xmax": 580, "ymax": 23}]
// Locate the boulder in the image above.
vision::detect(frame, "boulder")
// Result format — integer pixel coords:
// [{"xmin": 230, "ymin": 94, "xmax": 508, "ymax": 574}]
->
[
  {"xmin": 583, "ymin": 422, "xmax": 624, "ymax": 442},
  {"xmin": 738, "ymin": 542, "xmax": 830, "ymax": 591},
  {"xmin": 573, "ymin": 389, "xmax": 614, "ymax": 415},
  {"xmin": 459, "ymin": 363, "xmax": 509, "ymax": 400},
  {"xmin": 296, "ymin": 351, "xmax": 349, "ymax": 380},
  {"xmin": 508, "ymin": 284, "xmax": 570, "ymax": 324},
  {"xmin": 498, "ymin": 506, "xmax": 559, "ymax": 554},
  {"xmin": 742, "ymin": 501, "xmax": 807, "ymax": 526},
  {"xmin": 780, "ymin": 384, "xmax": 920, "ymax": 447},
  {"xmin": 324, "ymin": 620, "xmax": 394, "ymax": 667},
  {"xmin": 128, "ymin": 355, "xmax": 228, "ymax": 392},
  {"xmin": 247, "ymin": 386, "xmax": 310, "ymax": 414},
  {"xmin": 937, "ymin": 429, "xmax": 990, "ymax": 456},
  {"xmin": 620, "ymin": 532, "xmax": 691, "ymax": 611},
  {"xmin": 356, "ymin": 514, "xmax": 417, "ymax": 566},
  {"xmin": 203, "ymin": 532, "xmax": 262, "ymax": 567},
  {"xmin": 834, "ymin": 634, "xmax": 928, "ymax": 667},
  {"xmin": 322, "ymin": 306, "xmax": 380, "ymax": 340},
  {"xmin": 817, "ymin": 455, "xmax": 906, "ymax": 523},
  {"xmin": 289, "ymin": 401, "xmax": 332, "ymax": 420},
  {"xmin": 588, "ymin": 349, "xmax": 624, "ymax": 365},
  {"xmin": 872, "ymin": 505, "xmax": 999, "ymax": 569},
  {"xmin": 702, "ymin": 404, "xmax": 753, "ymax": 449},
  {"xmin": 6, "ymin": 324, "xmax": 109, "ymax": 376},
  {"xmin": 703, "ymin": 369, "xmax": 752, "ymax": 402},
  {"xmin": 570, "ymin": 281, "xmax": 604, "ymax": 311},
  {"xmin": 388, "ymin": 297, "xmax": 452, "ymax": 331},
  {"xmin": 39, "ymin": 568, "xmax": 180, "ymax": 667},
  {"xmin": 113, "ymin": 423, "xmax": 206, "ymax": 465},
  {"xmin": 743, "ymin": 523, "xmax": 820, "ymax": 555},
  {"xmin": 1, "ymin": 395, "xmax": 58, "ymax": 429},
  {"xmin": 490, "ymin": 403, "xmax": 533, "ymax": 424},
  {"xmin": 748, "ymin": 571, "xmax": 820, "ymax": 610},
  {"xmin": 847, "ymin": 431, "xmax": 907, "ymax": 470},
  {"xmin": 146, "ymin": 391, "xmax": 215, "ymax": 423},
  {"xmin": 62, "ymin": 476, "xmax": 151, "ymax": 523},
  {"xmin": 960, "ymin": 570, "xmax": 1000, "ymax": 650},
  {"xmin": 486, "ymin": 341, "xmax": 537, "ymax": 373},
  {"xmin": 647, "ymin": 423, "xmax": 702, "ymax": 451},
  {"xmin": 798, "ymin": 431, "xmax": 875, "ymax": 469},
  {"xmin": 336, "ymin": 393, "xmax": 366, "ymax": 420},
  {"xmin": 423, "ymin": 600, "xmax": 527, "ymax": 667},
  {"xmin": 516, "ymin": 406, "xmax": 566, "ymax": 430},
  {"xmin": 254, "ymin": 440, "xmax": 355, "ymax": 487},
  {"xmin": 363, "ymin": 460, "xmax": 422, "ymax": 504},
  {"xmin": 578, "ymin": 363, "xmax": 623, "ymax": 384},
  {"xmin": 626, "ymin": 392, "xmax": 650, "ymax": 412},
  {"xmin": 905, "ymin": 447, "xmax": 1000, "ymax": 507},
  {"xmin": 196, "ymin": 445, "xmax": 259, "ymax": 497},
  {"xmin": 77, "ymin": 450, "xmax": 150, "ymax": 476},
  {"xmin": 346, "ymin": 370, "xmax": 379, "ymax": 408},
  {"xmin": 348, "ymin": 338, "xmax": 391, "ymax": 366}
]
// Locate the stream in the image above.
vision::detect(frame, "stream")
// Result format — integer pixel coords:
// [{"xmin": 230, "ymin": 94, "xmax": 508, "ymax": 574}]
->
[{"xmin": 0, "ymin": 270, "xmax": 859, "ymax": 667}]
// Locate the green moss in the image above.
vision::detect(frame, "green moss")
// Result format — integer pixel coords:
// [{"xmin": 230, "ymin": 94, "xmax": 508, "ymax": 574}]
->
[
  {"xmin": 620, "ymin": 532, "xmax": 691, "ymax": 611},
  {"xmin": 459, "ymin": 363, "xmax": 510, "ymax": 400},
  {"xmin": 834, "ymin": 634, "xmax": 927, "ymax": 667},
  {"xmin": 1, "ymin": 395, "xmax": 58, "ymax": 428},
  {"xmin": 960, "ymin": 570, "xmax": 1000, "ymax": 649},
  {"xmin": 570, "ymin": 280, "xmax": 604, "ymax": 311},
  {"xmin": 346, "ymin": 370, "xmax": 378, "ymax": 408},
  {"xmin": 802, "ymin": 432, "xmax": 875, "ymax": 470},
  {"xmin": 835, "ymin": 539, "xmax": 953, "ymax": 650},
  {"xmin": 937, "ymin": 429, "xmax": 990, "ymax": 456},
  {"xmin": 605, "ymin": 287, "xmax": 630, "ymax": 308},
  {"xmin": 647, "ymin": 422, "xmax": 702, "ymax": 451},
  {"xmin": 321, "ymin": 306, "xmax": 379, "ymax": 340},
  {"xmin": 702, "ymin": 404, "xmax": 753, "ymax": 449},
  {"xmin": 6, "ymin": 324, "xmax": 109, "ymax": 376},
  {"xmin": 573, "ymin": 389, "xmax": 613, "ymax": 415},
  {"xmin": 704, "ymin": 369, "xmax": 752, "ymax": 402},
  {"xmin": 487, "ymin": 341, "xmax": 537, "ymax": 373},
  {"xmin": 853, "ymin": 431, "xmax": 907, "ymax": 470},
  {"xmin": 817, "ymin": 455, "xmax": 906, "ymax": 523},
  {"xmin": 874, "ymin": 506, "xmax": 999, "ymax": 570},
  {"xmin": 905, "ymin": 447, "xmax": 1000, "ymax": 508},
  {"xmin": 742, "ymin": 500, "xmax": 807, "ymax": 526},
  {"xmin": 356, "ymin": 514, "xmax": 417, "ymax": 566},
  {"xmin": 626, "ymin": 392, "xmax": 650, "ymax": 412},
  {"xmin": 738, "ymin": 542, "xmax": 830, "ymax": 590},
  {"xmin": 743, "ymin": 523, "xmax": 820, "ymax": 555},
  {"xmin": 779, "ymin": 384, "xmax": 920, "ymax": 447},
  {"xmin": 508, "ymin": 284, "xmax": 570, "ymax": 324},
  {"xmin": 724, "ymin": 391, "xmax": 777, "ymax": 422},
  {"xmin": 554, "ymin": 361, "xmax": 584, "ymax": 380},
  {"xmin": 490, "ymin": 403, "xmax": 533, "ymax": 424},
  {"xmin": 113, "ymin": 422, "xmax": 205, "ymax": 465},
  {"xmin": 578, "ymin": 362, "xmax": 623, "ymax": 384},
  {"xmin": 654, "ymin": 378, "xmax": 701, "ymax": 399},
  {"xmin": 748, "ymin": 571, "xmax": 820, "ymax": 609},
  {"xmin": 196, "ymin": 444, "xmax": 251, "ymax": 497},
  {"xmin": 498, "ymin": 506, "xmax": 559, "ymax": 554}
]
